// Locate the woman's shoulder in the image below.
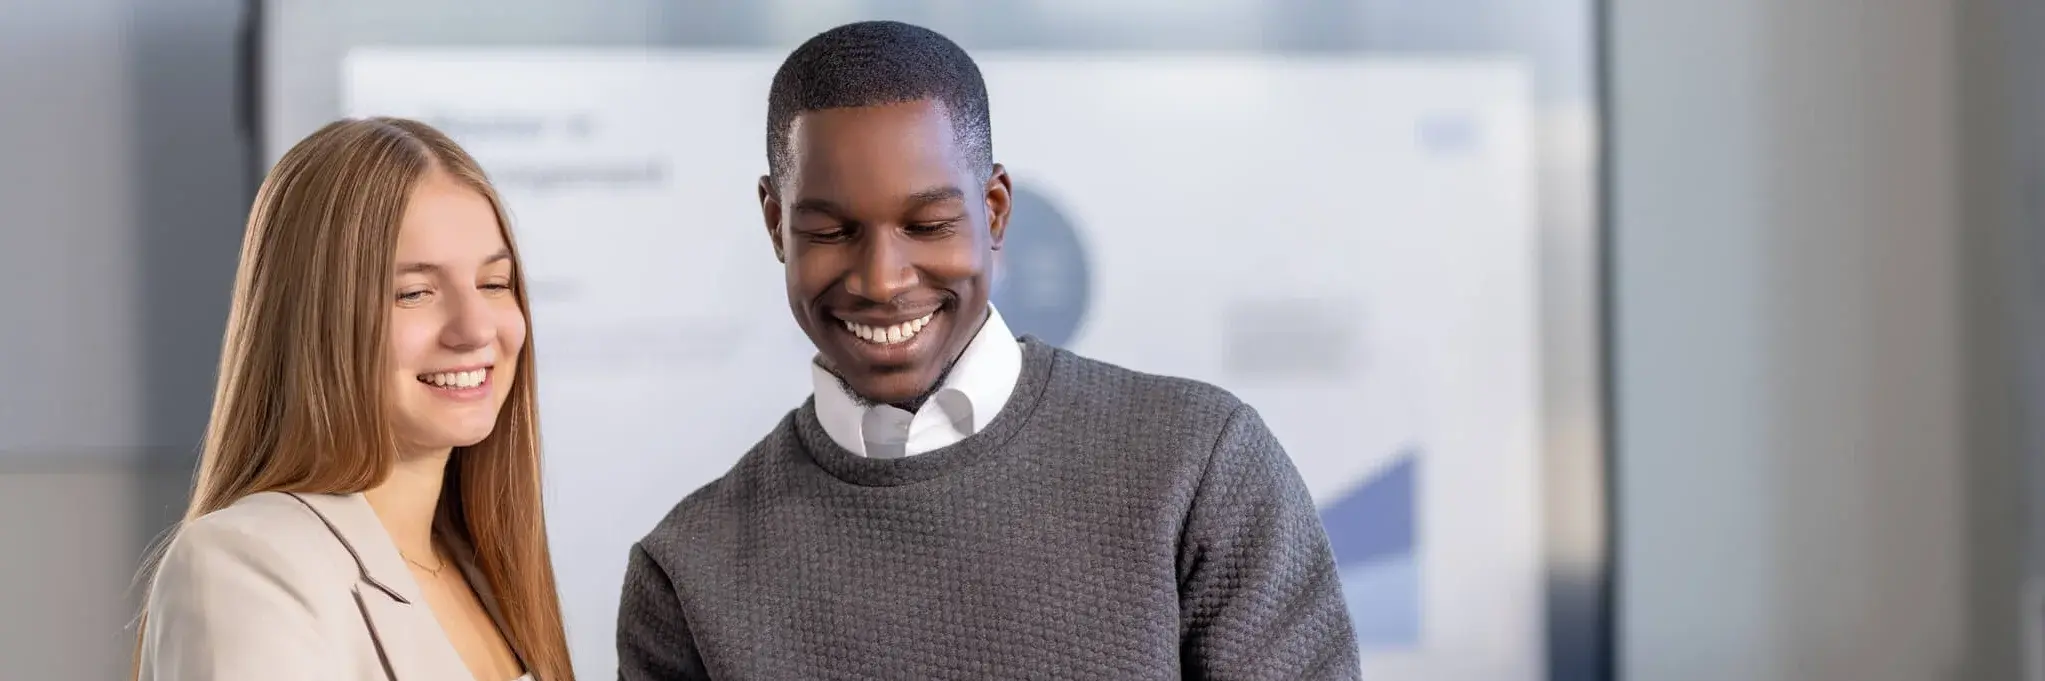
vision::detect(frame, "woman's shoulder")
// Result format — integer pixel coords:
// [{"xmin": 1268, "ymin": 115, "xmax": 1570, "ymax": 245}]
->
[
  {"xmin": 156, "ymin": 492, "xmax": 356, "ymax": 589},
  {"xmin": 140, "ymin": 493, "xmax": 371, "ymax": 671},
  {"xmin": 181, "ymin": 491, "xmax": 336, "ymax": 549}
]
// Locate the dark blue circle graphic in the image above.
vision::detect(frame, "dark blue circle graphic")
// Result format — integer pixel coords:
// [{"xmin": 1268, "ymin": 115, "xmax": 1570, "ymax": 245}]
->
[{"xmin": 991, "ymin": 184, "xmax": 1092, "ymax": 347}]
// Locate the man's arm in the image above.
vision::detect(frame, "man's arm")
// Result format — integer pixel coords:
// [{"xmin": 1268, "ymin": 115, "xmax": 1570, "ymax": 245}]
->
[
  {"xmin": 1177, "ymin": 403, "xmax": 1361, "ymax": 680},
  {"xmin": 616, "ymin": 541, "xmax": 708, "ymax": 681}
]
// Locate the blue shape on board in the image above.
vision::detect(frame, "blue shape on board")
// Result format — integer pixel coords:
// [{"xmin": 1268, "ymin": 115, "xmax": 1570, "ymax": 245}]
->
[
  {"xmin": 1340, "ymin": 554, "xmax": 1422, "ymax": 647},
  {"xmin": 991, "ymin": 185, "xmax": 1092, "ymax": 346},
  {"xmin": 1319, "ymin": 450, "xmax": 1418, "ymax": 565},
  {"xmin": 1317, "ymin": 449, "xmax": 1421, "ymax": 647},
  {"xmin": 1417, "ymin": 112, "xmax": 1481, "ymax": 155}
]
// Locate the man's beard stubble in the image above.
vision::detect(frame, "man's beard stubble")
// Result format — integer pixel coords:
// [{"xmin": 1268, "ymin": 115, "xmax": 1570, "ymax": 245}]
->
[{"xmin": 825, "ymin": 306, "xmax": 990, "ymax": 413}]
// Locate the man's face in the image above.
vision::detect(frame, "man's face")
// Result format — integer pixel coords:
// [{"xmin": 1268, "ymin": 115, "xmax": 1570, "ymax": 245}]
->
[{"xmin": 759, "ymin": 99, "xmax": 1011, "ymax": 407}]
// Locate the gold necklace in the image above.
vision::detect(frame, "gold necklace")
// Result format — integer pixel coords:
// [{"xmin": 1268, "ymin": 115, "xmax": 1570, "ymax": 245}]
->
[{"xmin": 403, "ymin": 547, "xmax": 448, "ymax": 577}]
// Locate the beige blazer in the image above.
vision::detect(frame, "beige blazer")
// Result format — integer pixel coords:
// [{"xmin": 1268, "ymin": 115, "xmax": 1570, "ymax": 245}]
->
[{"xmin": 139, "ymin": 491, "xmax": 532, "ymax": 681}]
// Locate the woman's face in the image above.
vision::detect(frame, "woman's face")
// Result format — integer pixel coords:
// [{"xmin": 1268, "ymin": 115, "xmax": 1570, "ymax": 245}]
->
[{"xmin": 386, "ymin": 171, "xmax": 526, "ymax": 457}]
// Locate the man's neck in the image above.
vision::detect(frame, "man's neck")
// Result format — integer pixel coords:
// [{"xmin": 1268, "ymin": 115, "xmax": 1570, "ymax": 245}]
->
[
  {"xmin": 808, "ymin": 305, "xmax": 1024, "ymax": 459},
  {"xmin": 362, "ymin": 447, "xmax": 452, "ymax": 563},
  {"xmin": 889, "ymin": 358, "xmax": 957, "ymax": 413}
]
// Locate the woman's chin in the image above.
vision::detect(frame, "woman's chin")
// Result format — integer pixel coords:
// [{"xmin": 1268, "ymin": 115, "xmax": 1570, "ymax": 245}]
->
[
  {"xmin": 395, "ymin": 424, "xmax": 498, "ymax": 457},
  {"xmin": 447, "ymin": 426, "xmax": 497, "ymax": 449}
]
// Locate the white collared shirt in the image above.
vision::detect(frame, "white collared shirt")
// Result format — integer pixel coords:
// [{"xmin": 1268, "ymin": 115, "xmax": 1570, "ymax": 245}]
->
[{"xmin": 811, "ymin": 306, "xmax": 1024, "ymax": 459}]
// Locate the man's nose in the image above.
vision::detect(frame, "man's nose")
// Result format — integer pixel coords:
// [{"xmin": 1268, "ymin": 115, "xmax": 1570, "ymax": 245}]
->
[{"xmin": 844, "ymin": 231, "xmax": 917, "ymax": 303}]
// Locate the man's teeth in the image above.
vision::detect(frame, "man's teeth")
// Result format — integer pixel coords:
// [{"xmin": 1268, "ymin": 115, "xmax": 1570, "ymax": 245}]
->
[
  {"xmin": 843, "ymin": 313, "xmax": 934, "ymax": 345},
  {"xmin": 420, "ymin": 369, "xmax": 487, "ymax": 388}
]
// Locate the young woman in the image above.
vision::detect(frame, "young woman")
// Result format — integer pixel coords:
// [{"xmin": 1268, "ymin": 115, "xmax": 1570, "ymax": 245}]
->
[{"xmin": 134, "ymin": 117, "xmax": 573, "ymax": 681}]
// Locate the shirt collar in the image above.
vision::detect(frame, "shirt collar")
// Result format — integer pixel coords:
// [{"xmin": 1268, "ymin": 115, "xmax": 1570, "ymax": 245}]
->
[{"xmin": 811, "ymin": 305, "xmax": 1023, "ymax": 457}]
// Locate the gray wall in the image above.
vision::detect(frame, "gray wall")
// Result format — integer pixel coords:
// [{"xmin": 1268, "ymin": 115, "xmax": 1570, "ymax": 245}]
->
[
  {"xmin": 1611, "ymin": 0, "xmax": 2017, "ymax": 680},
  {"xmin": 0, "ymin": 0, "xmax": 2021, "ymax": 680},
  {"xmin": 0, "ymin": 0, "xmax": 244, "ymax": 678}
]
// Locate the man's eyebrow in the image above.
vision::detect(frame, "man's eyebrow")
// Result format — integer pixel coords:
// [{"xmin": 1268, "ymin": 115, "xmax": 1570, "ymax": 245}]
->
[
  {"xmin": 906, "ymin": 186, "xmax": 966, "ymax": 208},
  {"xmin": 791, "ymin": 197, "xmax": 849, "ymax": 216},
  {"xmin": 790, "ymin": 187, "xmax": 965, "ymax": 218}
]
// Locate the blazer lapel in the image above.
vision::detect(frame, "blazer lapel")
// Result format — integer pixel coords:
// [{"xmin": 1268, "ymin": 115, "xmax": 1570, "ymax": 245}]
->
[
  {"xmin": 286, "ymin": 492, "xmax": 473, "ymax": 681},
  {"xmin": 352, "ymin": 585, "xmax": 464, "ymax": 681}
]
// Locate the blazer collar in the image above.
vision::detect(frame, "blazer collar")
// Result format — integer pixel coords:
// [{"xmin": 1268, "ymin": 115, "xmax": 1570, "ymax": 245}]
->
[{"xmin": 283, "ymin": 491, "xmax": 423, "ymax": 605}]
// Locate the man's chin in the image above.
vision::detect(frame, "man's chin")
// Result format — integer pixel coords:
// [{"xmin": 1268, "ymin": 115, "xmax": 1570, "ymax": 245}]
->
[
  {"xmin": 841, "ymin": 372, "xmax": 937, "ymax": 408},
  {"xmin": 816, "ymin": 328, "xmax": 966, "ymax": 408}
]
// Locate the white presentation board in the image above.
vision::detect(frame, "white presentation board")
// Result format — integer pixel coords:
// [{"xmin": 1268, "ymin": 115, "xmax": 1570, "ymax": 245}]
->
[{"xmin": 344, "ymin": 49, "xmax": 1543, "ymax": 679}]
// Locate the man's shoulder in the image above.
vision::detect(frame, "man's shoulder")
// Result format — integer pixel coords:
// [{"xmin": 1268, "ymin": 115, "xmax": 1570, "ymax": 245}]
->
[
  {"xmin": 1028, "ymin": 344, "xmax": 1260, "ymax": 474},
  {"xmin": 1049, "ymin": 345, "xmax": 1246, "ymax": 420},
  {"xmin": 634, "ymin": 411, "xmax": 804, "ymax": 555}
]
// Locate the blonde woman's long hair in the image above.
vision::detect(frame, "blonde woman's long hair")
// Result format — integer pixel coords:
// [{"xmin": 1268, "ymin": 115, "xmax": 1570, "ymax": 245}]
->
[{"xmin": 133, "ymin": 116, "xmax": 573, "ymax": 680}]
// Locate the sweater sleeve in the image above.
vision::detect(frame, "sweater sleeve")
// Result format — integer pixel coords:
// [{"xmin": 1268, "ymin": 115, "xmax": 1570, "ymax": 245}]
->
[
  {"xmin": 1177, "ymin": 403, "xmax": 1361, "ymax": 680},
  {"xmin": 616, "ymin": 541, "xmax": 709, "ymax": 681}
]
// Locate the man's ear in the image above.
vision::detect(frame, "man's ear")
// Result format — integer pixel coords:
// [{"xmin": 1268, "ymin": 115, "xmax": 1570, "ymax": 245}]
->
[
  {"xmin": 758, "ymin": 175, "xmax": 785, "ymax": 263},
  {"xmin": 985, "ymin": 163, "xmax": 1013, "ymax": 251}
]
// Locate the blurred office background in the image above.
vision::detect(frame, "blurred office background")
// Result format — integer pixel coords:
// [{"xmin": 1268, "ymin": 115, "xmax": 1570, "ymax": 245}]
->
[{"xmin": 2, "ymin": 0, "xmax": 2039, "ymax": 680}]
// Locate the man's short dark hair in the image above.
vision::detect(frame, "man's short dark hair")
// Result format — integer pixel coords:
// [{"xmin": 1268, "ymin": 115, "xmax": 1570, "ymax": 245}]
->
[{"xmin": 765, "ymin": 21, "xmax": 992, "ymax": 187}]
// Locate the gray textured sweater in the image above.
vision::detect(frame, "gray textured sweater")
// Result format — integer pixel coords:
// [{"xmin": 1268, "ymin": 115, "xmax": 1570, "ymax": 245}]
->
[{"xmin": 616, "ymin": 337, "xmax": 1359, "ymax": 680}]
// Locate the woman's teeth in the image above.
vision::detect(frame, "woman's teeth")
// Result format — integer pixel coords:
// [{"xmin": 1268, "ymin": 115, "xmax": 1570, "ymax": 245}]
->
[
  {"xmin": 419, "ymin": 369, "xmax": 486, "ymax": 389},
  {"xmin": 844, "ymin": 312, "xmax": 934, "ymax": 345}
]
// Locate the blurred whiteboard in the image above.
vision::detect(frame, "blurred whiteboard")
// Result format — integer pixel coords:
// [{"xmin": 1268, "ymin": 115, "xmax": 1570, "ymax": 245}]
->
[{"xmin": 345, "ymin": 49, "xmax": 1541, "ymax": 680}]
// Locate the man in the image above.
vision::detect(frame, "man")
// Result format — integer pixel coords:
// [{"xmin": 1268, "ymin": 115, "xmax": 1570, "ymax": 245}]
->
[{"xmin": 617, "ymin": 20, "xmax": 1359, "ymax": 680}]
